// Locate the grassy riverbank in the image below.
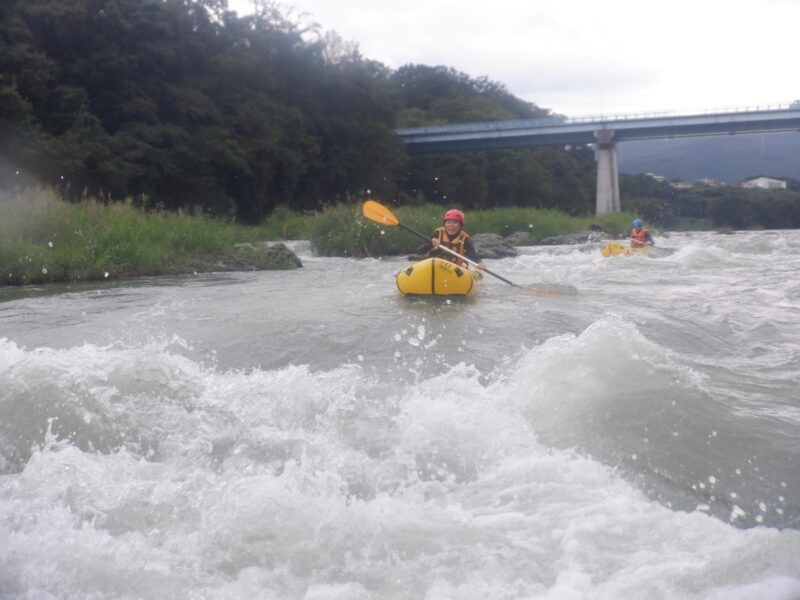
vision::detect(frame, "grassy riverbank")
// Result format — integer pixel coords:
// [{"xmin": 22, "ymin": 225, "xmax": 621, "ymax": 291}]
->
[
  {"xmin": 0, "ymin": 189, "xmax": 305, "ymax": 286},
  {"xmin": 2, "ymin": 189, "xmax": 636, "ymax": 286}
]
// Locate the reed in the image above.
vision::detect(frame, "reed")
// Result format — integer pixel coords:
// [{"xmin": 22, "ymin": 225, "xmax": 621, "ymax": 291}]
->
[
  {"xmin": 310, "ymin": 203, "xmax": 639, "ymax": 257},
  {"xmin": 257, "ymin": 205, "xmax": 313, "ymax": 240},
  {"xmin": 0, "ymin": 188, "xmax": 293, "ymax": 285}
]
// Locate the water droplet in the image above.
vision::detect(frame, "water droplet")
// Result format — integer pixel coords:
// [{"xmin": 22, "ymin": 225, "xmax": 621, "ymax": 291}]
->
[{"xmin": 729, "ymin": 505, "xmax": 746, "ymax": 521}]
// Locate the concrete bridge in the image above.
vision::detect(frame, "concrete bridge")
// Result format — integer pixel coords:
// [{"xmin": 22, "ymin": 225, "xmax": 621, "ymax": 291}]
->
[{"xmin": 396, "ymin": 104, "xmax": 800, "ymax": 214}]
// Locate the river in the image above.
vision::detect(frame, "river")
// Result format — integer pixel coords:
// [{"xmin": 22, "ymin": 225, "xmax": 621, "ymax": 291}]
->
[{"xmin": 1, "ymin": 230, "xmax": 799, "ymax": 599}]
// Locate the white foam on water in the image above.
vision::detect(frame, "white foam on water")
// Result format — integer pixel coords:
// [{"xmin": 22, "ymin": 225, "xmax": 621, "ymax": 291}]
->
[
  {"xmin": 500, "ymin": 314, "xmax": 800, "ymax": 528},
  {"xmin": 2, "ymin": 336, "xmax": 799, "ymax": 599}
]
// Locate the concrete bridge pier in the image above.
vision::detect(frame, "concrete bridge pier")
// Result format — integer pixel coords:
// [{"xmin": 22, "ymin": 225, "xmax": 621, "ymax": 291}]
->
[{"xmin": 594, "ymin": 129, "xmax": 620, "ymax": 215}]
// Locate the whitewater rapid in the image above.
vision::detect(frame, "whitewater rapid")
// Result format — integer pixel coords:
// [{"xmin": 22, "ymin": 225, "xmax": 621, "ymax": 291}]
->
[{"xmin": 1, "ymin": 231, "xmax": 799, "ymax": 599}]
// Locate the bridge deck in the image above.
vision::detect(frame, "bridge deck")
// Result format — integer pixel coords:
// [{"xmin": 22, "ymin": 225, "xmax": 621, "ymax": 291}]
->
[{"xmin": 397, "ymin": 106, "xmax": 800, "ymax": 153}]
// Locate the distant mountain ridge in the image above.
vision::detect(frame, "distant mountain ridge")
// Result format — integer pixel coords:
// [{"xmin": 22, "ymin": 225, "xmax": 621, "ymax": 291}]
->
[{"xmin": 617, "ymin": 131, "xmax": 800, "ymax": 184}]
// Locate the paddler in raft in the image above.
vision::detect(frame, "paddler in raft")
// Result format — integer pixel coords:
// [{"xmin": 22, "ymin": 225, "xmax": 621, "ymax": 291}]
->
[
  {"xmin": 617, "ymin": 219, "xmax": 655, "ymax": 248},
  {"xmin": 417, "ymin": 209, "xmax": 486, "ymax": 270}
]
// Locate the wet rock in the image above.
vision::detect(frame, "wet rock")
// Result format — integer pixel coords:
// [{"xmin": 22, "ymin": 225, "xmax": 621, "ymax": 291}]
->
[
  {"xmin": 193, "ymin": 242, "xmax": 302, "ymax": 272},
  {"xmin": 537, "ymin": 232, "xmax": 603, "ymax": 245},
  {"xmin": 470, "ymin": 233, "xmax": 518, "ymax": 259},
  {"xmin": 404, "ymin": 233, "xmax": 517, "ymax": 261},
  {"xmin": 505, "ymin": 231, "xmax": 532, "ymax": 245},
  {"xmin": 258, "ymin": 242, "xmax": 303, "ymax": 269}
]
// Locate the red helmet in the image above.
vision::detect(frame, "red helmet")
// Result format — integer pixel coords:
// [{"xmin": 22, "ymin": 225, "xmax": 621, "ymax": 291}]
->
[{"xmin": 443, "ymin": 209, "xmax": 465, "ymax": 223}]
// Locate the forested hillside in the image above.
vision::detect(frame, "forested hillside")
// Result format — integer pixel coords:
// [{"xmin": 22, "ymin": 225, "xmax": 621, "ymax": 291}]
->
[
  {"xmin": 618, "ymin": 132, "xmax": 800, "ymax": 184},
  {"xmin": 0, "ymin": 0, "xmax": 596, "ymax": 222}
]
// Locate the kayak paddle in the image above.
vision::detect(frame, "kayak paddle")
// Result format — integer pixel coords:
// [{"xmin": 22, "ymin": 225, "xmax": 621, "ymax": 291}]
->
[{"xmin": 362, "ymin": 200, "xmax": 560, "ymax": 296}]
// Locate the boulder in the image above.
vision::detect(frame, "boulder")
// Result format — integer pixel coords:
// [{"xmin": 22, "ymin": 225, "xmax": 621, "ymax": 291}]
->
[
  {"xmin": 537, "ymin": 232, "xmax": 603, "ymax": 246},
  {"xmin": 470, "ymin": 233, "xmax": 518, "ymax": 259},
  {"xmin": 505, "ymin": 231, "xmax": 532, "ymax": 245},
  {"xmin": 405, "ymin": 233, "xmax": 518, "ymax": 261},
  {"xmin": 259, "ymin": 242, "xmax": 303, "ymax": 269},
  {"xmin": 198, "ymin": 242, "xmax": 303, "ymax": 271}
]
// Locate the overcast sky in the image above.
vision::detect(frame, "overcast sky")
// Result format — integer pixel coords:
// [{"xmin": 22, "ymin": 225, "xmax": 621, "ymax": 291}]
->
[{"xmin": 228, "ymin": 0, "xmax": 799, "ymax": 117}]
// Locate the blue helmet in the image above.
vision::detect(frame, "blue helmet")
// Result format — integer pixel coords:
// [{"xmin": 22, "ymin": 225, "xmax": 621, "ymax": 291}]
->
[{"xmin": 632, "ymin": 219, "xmax": 643, "ymax": 227}]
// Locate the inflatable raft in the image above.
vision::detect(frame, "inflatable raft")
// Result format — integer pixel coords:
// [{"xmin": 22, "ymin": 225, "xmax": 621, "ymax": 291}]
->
[
  {"xmin": 396, "ymin": 257, "xmax": 484, "ymax": 296},
  {"xmin": 601, "ymin": 242, "xmax": 648, "ymax": 257},
  {"xmin": 601, "ymin": 242, "xmax": 675, "ymax": 258}
]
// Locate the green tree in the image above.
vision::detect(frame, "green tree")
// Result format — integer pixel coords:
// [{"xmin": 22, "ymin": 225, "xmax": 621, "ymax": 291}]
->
[{"xmin": 0, "ymin": 0, "xmax": 604, "ymax": 221}]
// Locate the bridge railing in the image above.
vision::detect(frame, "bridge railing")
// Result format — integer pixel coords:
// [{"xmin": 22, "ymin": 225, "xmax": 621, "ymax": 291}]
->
[
  {"xmin": 563, "ymin": 102, "xmax": 800, "ymax": 124},
  {"xmin": 396, "ymin": 102, "xmax": 800, "ymax": 135},
  {"xmin": 397, "ymin": 100, "xmax": 800, "ymax": 135}
]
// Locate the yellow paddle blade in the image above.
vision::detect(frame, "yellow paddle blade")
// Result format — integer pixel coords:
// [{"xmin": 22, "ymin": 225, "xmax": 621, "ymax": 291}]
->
[
  {"xmin": 362, "ymin": 200, "xmax": 399, "ymax": 226},
  {"xmin": 524, "ymin": 287, "xmax": 562, "ymax": 297}
]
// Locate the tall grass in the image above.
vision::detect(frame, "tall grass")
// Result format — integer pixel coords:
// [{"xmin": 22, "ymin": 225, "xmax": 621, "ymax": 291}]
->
[
  {"xmin": 309, "ymin": 204, "xmax": 447, "ymax": 258},
  {"xmin": 257, "ymin": 205, "xmax": 312, "ymax": 240},
  {"xmin": 309, "ymin": 202, "xmax": 639, "ymax": 257},
  {"xmin": 0, "ymin": 188, "xmax": 299, "ymax": 285}
]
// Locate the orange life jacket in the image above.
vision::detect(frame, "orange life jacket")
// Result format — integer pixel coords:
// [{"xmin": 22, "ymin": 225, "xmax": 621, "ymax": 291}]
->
[
  {"xmin": 433, "ymin": 227, "xmax": 469, "ymax": 266},
  {"xmin": 630, "ymin": 227, "xmax": 649, "ymax": 248}
]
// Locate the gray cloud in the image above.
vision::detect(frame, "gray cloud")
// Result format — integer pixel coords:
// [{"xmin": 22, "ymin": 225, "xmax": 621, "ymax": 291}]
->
[{"xmin": 229, "ymin": 0, "xmax": 800, "ymax": 115}]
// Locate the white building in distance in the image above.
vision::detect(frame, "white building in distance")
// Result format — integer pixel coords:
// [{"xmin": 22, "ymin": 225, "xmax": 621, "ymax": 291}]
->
[{"xmin": 740, "ymin": 177, "xmax": 787, "ymax": 189}]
